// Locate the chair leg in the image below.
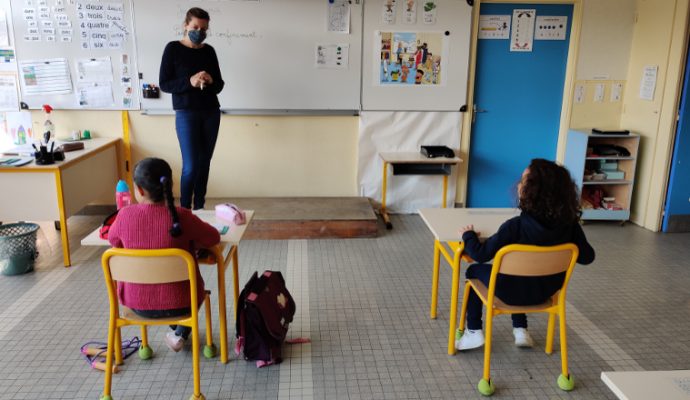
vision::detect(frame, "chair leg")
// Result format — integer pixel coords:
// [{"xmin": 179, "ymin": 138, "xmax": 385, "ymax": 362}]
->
[
  {"xmin": 430, "ymin": 240, "xmax": 441, "ymax": 319},
  {"xmin": 478, "ymin": 309, "xmax": 496, "ymax": 396},
  {"xmin": 457, "ymin": 281, "xmax": 471, "ymax": 343},
  {"xmin": 545, "ymin": 312, "xmax": 556, "ymax": 355},
  {"xmin": 190, "ymin": 319, "xmax": 205, "ymax": 400},
  {"xmin": 556, "ymin": 309, "xmax": 575, "ymax": 391},
  {"xmin": 203, "ymin": 292, "xmax": 217, "ymax": 359},
  {"xmin": 138, "ymin": 325, "xmax": 153, "ymax": 360},
  {"xmin": 114, "ymin": 328, "xmax": 124, "ymax": 366},
  {"xmin": 100, "ymin": 317, "xmax": 117, "ymax": 400}
]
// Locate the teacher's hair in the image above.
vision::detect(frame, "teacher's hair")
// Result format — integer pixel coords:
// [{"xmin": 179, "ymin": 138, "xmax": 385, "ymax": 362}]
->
[
  {"xmin": 133, "ymin": 158, "xmax": 182, "ymax": 237},
  {"xmin": 518, "ymin": 158, "xmax": 582, "ymax": 227},
  {"xmin": 185, "ymin": 7, "xmax": 210, "ymax": 23}
]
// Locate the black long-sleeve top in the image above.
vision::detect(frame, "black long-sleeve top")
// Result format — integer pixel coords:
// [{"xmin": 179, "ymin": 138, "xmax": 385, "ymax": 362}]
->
[
  {"xmin": 159, "ymin": 41, "xmax": 224, "ymax": 110},
  {"xmin": 461, "ymin": 212, "xmax": 595, "ymax": 304}
]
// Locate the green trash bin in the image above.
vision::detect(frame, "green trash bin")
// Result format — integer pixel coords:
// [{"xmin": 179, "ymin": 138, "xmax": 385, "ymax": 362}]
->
[{"xmin": 0, "ymin": 223, "xmax": 40, "ymax": 276}]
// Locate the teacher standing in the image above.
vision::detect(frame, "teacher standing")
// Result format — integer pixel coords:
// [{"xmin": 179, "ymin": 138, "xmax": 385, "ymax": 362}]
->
[{"xmin": 159, "ymin": 7, "xmax": 224, "ymax": 210}]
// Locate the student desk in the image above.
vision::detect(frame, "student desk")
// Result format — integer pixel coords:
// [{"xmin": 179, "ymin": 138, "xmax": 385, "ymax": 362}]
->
[
  {"xmin": 81, "ymin": 210, "xmax": 255, "ymax": 364},
  {"xmin": 419, "ymin": 207, "xmax": 519, "ymax": 355},
  {"xmin": 0, "ymin": 138, "xmax": 121, "ymax": 267},
  {"xmin": 379, "ymin": 152, "xmax": 462, "ymax": 229},
  {"xmin": 601, "ymin": 370, "xmax": 690, "ymax": 400}
]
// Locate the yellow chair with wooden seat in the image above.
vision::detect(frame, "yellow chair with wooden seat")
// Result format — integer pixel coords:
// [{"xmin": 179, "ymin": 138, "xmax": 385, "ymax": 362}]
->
[
  {"xmin": 99, "ymin": 248, "xmax": 216, "ymax": 400},
  {"xmin": 457, "ymin": 243, "xmax": 579, "ymax": 396}
]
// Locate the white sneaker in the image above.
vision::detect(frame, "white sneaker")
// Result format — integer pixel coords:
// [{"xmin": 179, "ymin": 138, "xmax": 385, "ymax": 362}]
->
[
  {"xmin": 165, "ymin": 331, "xmax": 185, "ymax": 352},
  {"xmin": 455, "ymin": 329, "xmax": 485, "ymax": 351},
  {"xmin": 513, "ymin": 328, "xmax": 534, "ymax": 348}
]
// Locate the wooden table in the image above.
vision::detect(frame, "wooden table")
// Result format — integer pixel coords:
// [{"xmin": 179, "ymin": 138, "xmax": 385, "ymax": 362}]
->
[
  {"xmin": 419, "ymin": 207, "xmax": 519, "ymax": 354},
  {"xmin": 379, "ymin": 152, "xmax": 462, "ymax": 229},
  {"xmin": 82, "ymin": 210, "xmax": 254, "ymax": 364},
  {"xmin": 0, "ymin": 138, "xmax": 121, "ymax": 267},
  {"xmin": 601, "ymin": 370, "xmax": 690, "ymax": 400}
]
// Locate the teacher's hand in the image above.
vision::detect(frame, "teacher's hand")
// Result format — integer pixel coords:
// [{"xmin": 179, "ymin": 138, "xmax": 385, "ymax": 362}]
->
[
  {"xmin": 199, "ymin": 71, "xmax": 213, "ymax": 85},
  {"xmin": 190, "ymin": 73, "xmax": 204, "ymax": 88}
]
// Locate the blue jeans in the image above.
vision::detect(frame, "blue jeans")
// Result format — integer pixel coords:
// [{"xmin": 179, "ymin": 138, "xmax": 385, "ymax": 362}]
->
[
  {"xmin": 131, "ymin": 307, "xmax": 191, "ymax": 339},
  {"xmin": 175, "ymin": 109, "xmax": 221, "ymax": 210}
]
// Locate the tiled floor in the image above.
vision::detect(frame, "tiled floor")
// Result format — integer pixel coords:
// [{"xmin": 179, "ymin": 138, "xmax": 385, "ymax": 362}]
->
[{"xmin": 1, "ymin": 214, "xmax": 689, "ymax": 399}]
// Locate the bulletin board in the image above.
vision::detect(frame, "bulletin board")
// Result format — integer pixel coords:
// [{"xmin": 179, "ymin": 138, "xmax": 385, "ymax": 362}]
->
[
  {"xmin": 9, "ymin": 0, "xmax": 140, "ymax": 110},
  {"xmin": 361, "ymin": 0, "xmax": 473, "ymax": 111},
  {"xmin": 132, "ymin": 0, "xmax": 363, "ymax": 112}
]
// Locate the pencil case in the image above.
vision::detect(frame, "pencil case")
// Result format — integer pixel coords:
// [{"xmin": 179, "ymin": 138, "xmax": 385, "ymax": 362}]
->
[{"xmin": 215, "ymin": 203, "xmax": 246, "ymax": 225}]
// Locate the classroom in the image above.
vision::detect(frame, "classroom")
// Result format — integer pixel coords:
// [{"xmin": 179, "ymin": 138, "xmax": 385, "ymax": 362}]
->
[{"xmin": 0, "ymin": 0, "xmax": 689, "ymax": 399}]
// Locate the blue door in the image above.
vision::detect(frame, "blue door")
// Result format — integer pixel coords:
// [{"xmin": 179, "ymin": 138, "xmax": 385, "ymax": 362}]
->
[
  {"xmin": 662, "ymin": 41, "xmax": 690, "ymax": 232},
  {"xmin": 467, "ymin": 3, "xmax": 573, "ymax": 207}
]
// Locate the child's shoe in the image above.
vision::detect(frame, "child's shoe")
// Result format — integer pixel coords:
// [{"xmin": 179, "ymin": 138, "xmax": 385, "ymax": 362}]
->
[
  {"xmin": 455, "ymin": 329, "xmax": 485, "ymax": 351},
  {"xmin": 165, "ymin": 331, "xmax": 185, "ymax": 352},
  {"xmin": 513, "ymin": 328, "xmax": 534, "ymax": 348}
]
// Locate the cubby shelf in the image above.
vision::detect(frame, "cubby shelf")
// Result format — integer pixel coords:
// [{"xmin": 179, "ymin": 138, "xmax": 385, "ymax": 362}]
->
[{"xmin": 564, "ymin": 130, "xmax": 640, "ymax": 222}]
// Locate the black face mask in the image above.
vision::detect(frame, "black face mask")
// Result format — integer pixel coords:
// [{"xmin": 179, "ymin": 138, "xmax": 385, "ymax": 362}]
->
[{"xmin": 188, "ymin": 30, "xmax": 207, "ymax": 45}]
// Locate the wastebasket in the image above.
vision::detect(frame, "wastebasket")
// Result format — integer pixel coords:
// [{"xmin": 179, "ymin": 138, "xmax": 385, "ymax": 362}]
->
[{"xmin": 0, "ymin": 223, "xmax": 40, "ymax": 276}]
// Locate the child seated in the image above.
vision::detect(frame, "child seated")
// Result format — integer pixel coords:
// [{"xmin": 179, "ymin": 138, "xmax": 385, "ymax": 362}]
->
[
  {"xmin": 456, "ymin": 159, "xmax": 595, "ymax": 350},
  {"xmin": 108, "ymin": 157, "xmax": 220, "ymax": 352}
]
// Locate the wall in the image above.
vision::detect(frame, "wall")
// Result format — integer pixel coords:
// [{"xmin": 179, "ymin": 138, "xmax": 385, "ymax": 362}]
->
[
  {"xmin": 30, "ymin": 111, "xmax": 360, "ymax": 202},
  {"xmin": 620, "ymin": 0, "xmax": 690, "ymax": 230},
  {"xmin": 569, "ymin": 0, "xmax": 635, "ymax": 131}
]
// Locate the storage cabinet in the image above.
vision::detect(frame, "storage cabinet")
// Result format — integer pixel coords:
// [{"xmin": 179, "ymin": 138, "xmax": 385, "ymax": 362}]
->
[{"xmin": 563, "ymin": 129, "xmax": 640, "ymax": 222}]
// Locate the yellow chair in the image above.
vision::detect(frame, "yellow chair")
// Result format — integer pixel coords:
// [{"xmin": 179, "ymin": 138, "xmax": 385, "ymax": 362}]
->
[
  {"xmin": 457, "ymin": 243, "xmax": 579, "ymax": 396},
  {"xmin": 100, "ymin": 248, "xmax": 216, "ymax": 400}
]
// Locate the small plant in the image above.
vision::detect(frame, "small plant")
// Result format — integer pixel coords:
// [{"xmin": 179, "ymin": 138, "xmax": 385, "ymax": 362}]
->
[{"xmin": 424, "ymin": 1, "xmax": 436, "ymax": 12}]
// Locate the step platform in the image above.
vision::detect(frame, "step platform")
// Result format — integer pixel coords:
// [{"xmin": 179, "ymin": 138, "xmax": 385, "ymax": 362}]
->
[{"xmin": 205, "ymin": 197, "xmax": 378, "ymax": 239}]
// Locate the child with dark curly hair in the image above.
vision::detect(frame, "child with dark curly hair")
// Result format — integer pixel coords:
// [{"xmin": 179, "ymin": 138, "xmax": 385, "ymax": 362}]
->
[{"xmin": 455, "ymin": 159, "xmax": 595, "ymax": 351}]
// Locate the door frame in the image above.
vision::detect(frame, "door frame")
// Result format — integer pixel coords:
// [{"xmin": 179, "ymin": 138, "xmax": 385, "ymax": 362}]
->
[{"xmin": 456, "ymin": 0, "xmax": 583, "ymax": 207}]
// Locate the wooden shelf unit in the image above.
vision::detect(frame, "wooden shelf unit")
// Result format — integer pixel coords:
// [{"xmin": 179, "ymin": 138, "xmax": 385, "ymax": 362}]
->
[{"xmin": 563, "ymin": 130, "xmax": 640, "ymax": 222}]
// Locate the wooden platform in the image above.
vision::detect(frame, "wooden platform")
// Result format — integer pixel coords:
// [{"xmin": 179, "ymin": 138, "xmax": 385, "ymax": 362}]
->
[{"xmin": 205, "ymin": 197, "xmax": 378, "ymax": 239}]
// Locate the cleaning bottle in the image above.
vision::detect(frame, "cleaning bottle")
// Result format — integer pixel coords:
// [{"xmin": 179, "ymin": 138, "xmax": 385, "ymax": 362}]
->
[{"xmin": 116, "ymin": 180, "xmax": 132, "ymax": 209}]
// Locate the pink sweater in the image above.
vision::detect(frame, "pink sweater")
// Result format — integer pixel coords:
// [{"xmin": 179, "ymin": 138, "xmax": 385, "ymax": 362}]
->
[{"xmin": 108, "ymin": 204, "xmax": 220, "ymax": 310}]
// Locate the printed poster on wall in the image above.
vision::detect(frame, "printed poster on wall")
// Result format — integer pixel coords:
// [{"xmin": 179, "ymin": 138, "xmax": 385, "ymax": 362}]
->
[
  {"xmin": 510, "ymin": 9, "xmax": 535, "ymax": 52},
  {"xmin": 478, "ymin": 15, "xmax": 511, "ymax": 39},
  {"xmin": 422, "ymin": 1, "xmax": 438, "ymax": 25},
  {"xmin": 382, "ymin": 0, "xmax": 397, "ymax": 24},
  {"xmin": 377, "ymin": 32, "xmax": 444, "ymax": 86},
  {"xmin": 403, "ymin": 0, "xmax": 417, "ymax": 24}
]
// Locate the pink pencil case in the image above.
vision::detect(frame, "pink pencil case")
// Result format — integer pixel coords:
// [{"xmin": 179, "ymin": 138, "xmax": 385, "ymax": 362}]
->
[{"xmin": 215, "ymin": 203, "xmax": 246, "ymax": 225}]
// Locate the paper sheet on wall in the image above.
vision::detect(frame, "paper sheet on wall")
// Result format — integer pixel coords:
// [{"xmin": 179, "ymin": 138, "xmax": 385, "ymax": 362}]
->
[
  {"xmin": 403, "ymin": 0, "xmax": 417, "ymax": 24},
  {"xmin": 327, "ymin": 0, "xmax": 350, "ymax": 34},
  {"xmin": 19, "ymin": 58, "xmax": 72, "ymax": 95},
  {"xmin": 382, "ymin": 0, "xmax": 397, "ymax": 24},
  {"xmin": 76, "ymin": 81, "xmax": 113, "ymax": 107},
  {"xmin": 639, "ymin": 65, "xmax": 658, "ymax": 101},
  {"xmin": 76, "ymin": 57, "xmax": 113, "ymax": 82},
  {"xmin": 316, "ymin": 44, "xmax": 349, "ymax": 69},
  {"xmin": 478, "ymin": 15, "xmax": 511, "ymax": 39},
  {"xmin": 422, "ymin": 1, "xmax": 437, "ymax": 25},
  {"xmin": 0, "ymin": 10, "xmax": 9, "ymax": 46},
  {"xmin": 510, "ymin": 9, "xmax": 535, "ymax": 52},
  {"xmin": 0, "ymin": 75, "xmax": 20, "ymax": 111},
  {"xmin": 0, "ymin": 49, "xmax": 16, "ymax": 72}
]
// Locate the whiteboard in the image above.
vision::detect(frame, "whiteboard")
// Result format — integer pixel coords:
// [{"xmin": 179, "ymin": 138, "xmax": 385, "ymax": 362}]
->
[
  {"xmin": 362, "ymin": 0, "xmax": 473, "ymax": 111},
  {"xmin": 9, "ymin": 0, "xmax": 140, "ymax": 110},
  {"xmin": 132, "ymin": 0, "xmax": 363, "ymax": 112}
]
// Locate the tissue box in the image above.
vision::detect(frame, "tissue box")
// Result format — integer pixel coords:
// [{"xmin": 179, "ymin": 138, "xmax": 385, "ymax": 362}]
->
[
  {"xmin": 215, "ymin": 203, "xmax": 246, "ymax": 225},
  {"xmin": 598, "ymin": 160, "xmax": 618, "ymax": 171}
]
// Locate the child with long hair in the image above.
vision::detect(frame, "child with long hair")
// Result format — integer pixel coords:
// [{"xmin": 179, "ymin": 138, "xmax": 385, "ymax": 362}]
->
[
  {"xmin": 456, "ymin": 159, "xmax": 595, "ymax": 350},
  {"xmin": 107, "ymin": 158, "xmax": 220, "ymax": 352}
]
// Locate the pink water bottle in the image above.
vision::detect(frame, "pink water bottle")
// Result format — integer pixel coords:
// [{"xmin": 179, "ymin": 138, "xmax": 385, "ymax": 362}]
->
[{"xmin": 115, "ymin": 180, "xmax": 132, "ymax": 209}]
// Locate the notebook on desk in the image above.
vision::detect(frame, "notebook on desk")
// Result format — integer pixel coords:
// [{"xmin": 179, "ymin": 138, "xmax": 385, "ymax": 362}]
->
[{"xmin": 0, "ymin": 157, "xmax": 34, "ymax": 167}]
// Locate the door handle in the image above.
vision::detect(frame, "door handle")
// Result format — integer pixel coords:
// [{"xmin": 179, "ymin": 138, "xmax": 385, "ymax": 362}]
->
[{"xmin": 472, "ymin": 104, "xmax": 487, "ymax": 123}]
